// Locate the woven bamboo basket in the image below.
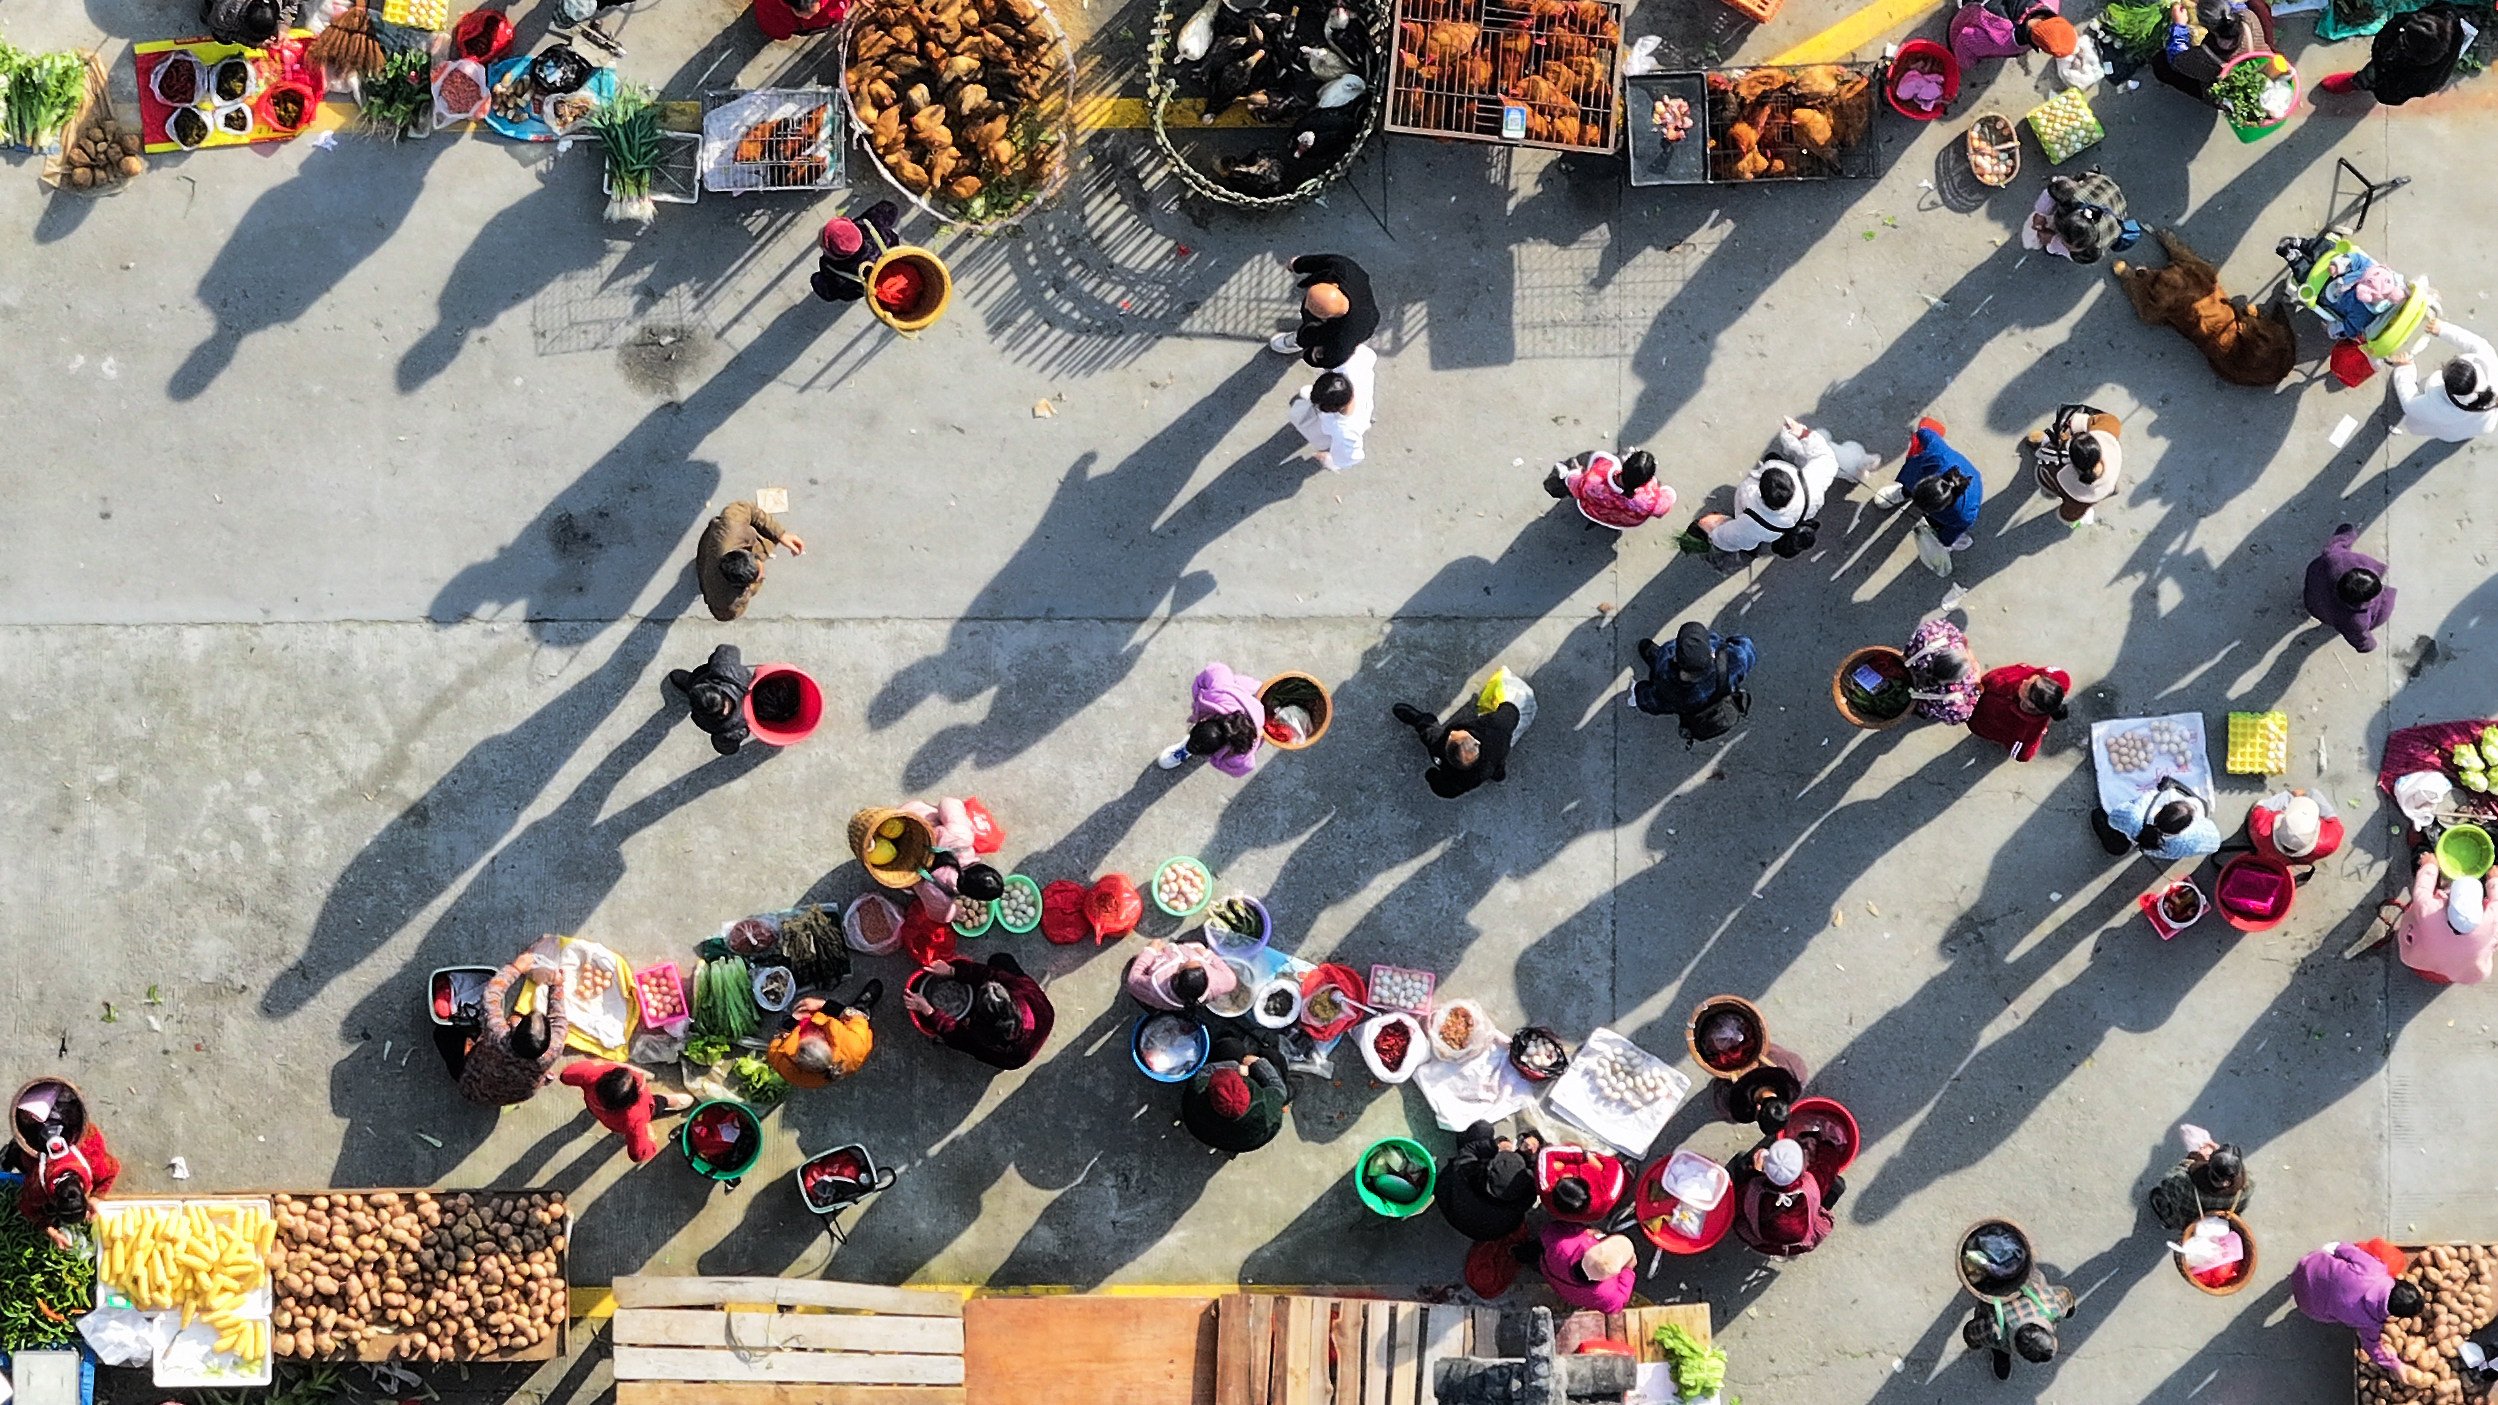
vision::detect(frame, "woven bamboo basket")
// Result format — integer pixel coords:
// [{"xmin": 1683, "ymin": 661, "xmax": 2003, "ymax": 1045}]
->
[
  {"xmin": 1144, "ymin": 0, "xmax": 1389, "ymax": 209},
  {"xmin": 847, "ymin": 807, "xmax": 936, "ymax": 889}
]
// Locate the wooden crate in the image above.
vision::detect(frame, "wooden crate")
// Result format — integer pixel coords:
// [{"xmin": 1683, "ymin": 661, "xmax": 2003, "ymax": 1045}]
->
[
  {"xmin": 267, "ymin": 1187, "xmax": 570, "ymax": 1364},
  {"xmin": 611, "ymin": 1277, "xmax": 966, "ymax": 1405},
  {"xmin": 963, "ymin": 1296, "xmax": 1218, "ymax": 1402},
  {"xmin": 1212, "ymin": 1295, "xmax": 1488, "ymax": 1405}
]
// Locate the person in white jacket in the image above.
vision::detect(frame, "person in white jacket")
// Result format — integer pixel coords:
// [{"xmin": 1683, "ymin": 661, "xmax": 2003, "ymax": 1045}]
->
[
  {"xmin": 1692, "ymin": 418, "xmax": 1878, "ymax": 566},
  {"xmin": 2389, "ymin": 319, "xmax": 2498, "ymax": 441},
  {"xmin": 1286, "ymin": 343, "xmax": 1376, "ymax": 470}
]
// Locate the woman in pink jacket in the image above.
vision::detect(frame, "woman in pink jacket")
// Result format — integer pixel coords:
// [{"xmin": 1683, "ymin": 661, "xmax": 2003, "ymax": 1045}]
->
[
  {"xmin": 1533, "ymin": 1224, "xmax": 1638, "ymax": 1313},
  {"xmin": 1544, "ymin": 449, "xmax": 1674, "ymax": 531},
  {"xmin": 2398, "ymin": 852, "xmax": 2498, "ymax": 985},
  {"xmin": 1158, "ymin": 662, "xmax": 1267, "ymax": 776}
]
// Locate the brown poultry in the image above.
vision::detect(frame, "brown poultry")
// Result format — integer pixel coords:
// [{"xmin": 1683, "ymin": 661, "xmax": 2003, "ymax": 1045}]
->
[{"xmin": 1425, "ymin": 21, "xmax": 1480, "ymax": 59}]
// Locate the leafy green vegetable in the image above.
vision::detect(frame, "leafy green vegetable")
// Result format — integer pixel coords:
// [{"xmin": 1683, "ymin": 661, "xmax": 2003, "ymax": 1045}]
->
[
  {"xmin": 684, "ymin": 1033, "xmax": 733, "ymax": 1066},
  {"xmin": 1654, "ymin": 1323, "xmax": 1729, "ymax": 1401},
  {"xmin": 2101, "ymin": 1, "xmax": 2169, "ymax": 57},
  {"xmin": 359, "ymin": 46, "xmax": 433, "ymax": 140},
  {"xmin": 0, "ymin": 1214, "xmax": 92, "ymax": 1350},
  {"xmin": 730, "ymin": 1055, "xmax": 792, "ymax": 1107},
  {"xmin": 693, "ymin": 956, "xmax": 759, "ymax": 1041},
  {"xmin": 1, "ymin": 43, "xmax": 85, "ymax": 151},
  {"xmin": 591, "ymin": 81, "xmax": 660, "ymax": 224},
  {"xmin": 2208, "ymin": 57, "xmax": 2281, "ymax": 125}
]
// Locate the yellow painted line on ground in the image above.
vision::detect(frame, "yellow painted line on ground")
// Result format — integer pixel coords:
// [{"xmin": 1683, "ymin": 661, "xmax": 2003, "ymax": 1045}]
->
[
  {"xmin": 1766, "ymin": 0, "xmax": 1947, "ymax": 64},
  {"xmin": 1075, "ymin": 95, "xmax": 1266, "ymax": 129}
]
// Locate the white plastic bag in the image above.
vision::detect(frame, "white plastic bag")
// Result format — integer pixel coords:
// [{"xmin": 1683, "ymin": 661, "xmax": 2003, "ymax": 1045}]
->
[
  {"xmin": 432, "ymin": 59, "xmax": 490, "ymax": 127},
  {"xmin": 76, "ymin": 1306, "xmax": 168, "ymax": 1366},
  {"xmin": 2055, "ymin": 34, "xmax": 2106, "ymax": 89},
  {"xmin": 2173, "ymin": 1216, "xmax": 2245, "ymax": 1273},
  {"xmin": 1428, "ymin": 998, "xmax": 1498, "ymax": 1060},
  {"xmin": 1358, "ymin": 1012, "xmax": 1428, "ymax": 1084},
  {"xmin": 1913, "ymin": 523, "xmax": 1955, "ymax": 577},
  {"xmin": 2396, "ymin": 771, "xmax": 2452, "ymax": 830}
]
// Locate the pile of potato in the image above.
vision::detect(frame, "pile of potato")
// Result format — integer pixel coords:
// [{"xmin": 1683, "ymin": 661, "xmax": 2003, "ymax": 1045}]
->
[
  {"xmin": 843, "ymin": 0, "xmax": 1069, "ymax": 214},
  {"xmin": 2367, "ymin": 1243, "xmax": 2497, "ymax": 1402},
  {"xmin": 269, "ymin": 1191, "xmax": 568, "ymax": 1363},
  {"xmin": 57, "ymin": 116, "xmax": 144, "ymax": 189}
]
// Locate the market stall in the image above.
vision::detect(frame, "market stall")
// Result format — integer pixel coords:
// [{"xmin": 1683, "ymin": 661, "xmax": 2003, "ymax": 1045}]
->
[
  {"xmin": 267, "ymin": 1189, "xmax": 569, "ymax": 1363},
  {"xmin": 2359, "ymin": 1243, "xmax": 2497, "ymax": 1403},
  {"xmin": 1144, "ymin": 0, "xmax": 1389, "ymax": 207},
  {"xmin": 92, "ymin": 1197, "xmax": 274, "ymax": 1387},
  {"xmin": 1385, "ymin": 0, "xmax": 1624, "ymax": 153},
  {"xmin": 839, "ymin": 0, "xmax": 1076, "ymax": 228}
]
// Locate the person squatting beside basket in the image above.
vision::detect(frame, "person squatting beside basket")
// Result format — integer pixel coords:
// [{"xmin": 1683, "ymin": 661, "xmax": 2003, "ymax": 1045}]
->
[{"xmin": 667, "ymin": 643, "xmax": 754, "ymax": 755}]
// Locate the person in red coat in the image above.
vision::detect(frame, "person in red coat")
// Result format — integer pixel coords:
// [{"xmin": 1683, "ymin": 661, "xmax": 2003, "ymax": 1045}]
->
[
  {"xmin": 1967, "ymin": 664, "xmax": 2070, "ymax": 762},
  {"xmin": 1731, "ymin": 1138, "xmax": 1837, "ymax": 1258},
  {"xmin": 754, "ymin": 0, "xmax": 844, "ymax": 39},
  {"xmin": 904, "ymin": 953, "xmax": 1056, "ymax": 1070},
  {"xmin": 561, "ymin": 1062, "xmax": 694, "ymax": 1164},
  {"xmin": 15, "ymin": 1126, "xmax": 119, "ymax": 1248}
]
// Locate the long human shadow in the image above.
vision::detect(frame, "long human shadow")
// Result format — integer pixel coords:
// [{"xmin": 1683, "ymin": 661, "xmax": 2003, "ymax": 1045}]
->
[
  {"xmin": 261, "ymin": 593, "xmax": 692, "ymax": 1020},
  {"xmin": 392, "ymin": 22, "xmax": 798, "ymax": 394},
  {"xmin": 324, "ymin": 687, "xmax": 775, "ymax": 1186},
  {"xmin": 425, "ymin": 297, "xmax": 842, "ymax": 631},
  {"xmin": 168, "ymin": 137, "xmax": 457, "ymax": 401},
  {"xmin": 866, "ymin": 354, "xmax": 1319, "ymax": 785}
]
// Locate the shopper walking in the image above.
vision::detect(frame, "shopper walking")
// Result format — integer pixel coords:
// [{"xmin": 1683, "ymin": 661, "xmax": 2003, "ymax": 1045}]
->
[
  {"xmin": 1876, "ymin": 419, "xmax": 1985, "ymax": 557},
  {"xmin": 2389, "ymin": 319, "xmax": 2498, "ymax": 441},
  {"xmin": 1180, "ymin": 1036, "xmax": 1291, "ymax": 1153},
  {"xmin": 1158, "ymin": 662, "xmax": 1267, "ymax": 774},
  {"xmin": 696, "ymin": 500, "xmax": 807, "ymax": 622},
  {"xmin": 439, "ymin": 946, "xmax": 567, "ymax": 1108},
  {"xmin": 2029, "ymin": 404, "xmax": 2123, "ymax": 525},
  {"xmin": 810, "ymin": 202, "xmax": 903, "ymax": 304},
  {"xmin": 1961, "ymin": 1271, "xmax": 2077, "ymax": 1380},
  {"xmin": 2303, "ymin": 523, "xmax": 2396, "ymax": 654},
  {"xmin": 1392, "ymin": 693, "xmax": 1520, "ymax": 799},
  {"xmin": 1691, "ymin": 417, "xmax": 1878, "ymax": 570},
  {"xmin": 1545, "ymin": 449, "xmax": 1674, "ymax": 530},
  {"xmin": 560, "ymin": 1061, "xmax": 696, "ymax": 1165},
  {"xmin": 1631, "ymin": 622, "xmax": 1755, "ymax": 744},
  {"xmin": 1285, "ymin": 344, "xmax": 1375, "ymax": 470},
  {"xmin": 666, "ymin": 644, "xmax": 754, "ymax": 756},
  {"xmin": 1967, "ymin": 664, "xmax": 2070, "ymax": 761},
  {"xmin": 2292, "ymin": 1241, "xmax": 2420, "ymax": 1375},
  {"xmin": 1269, "ymin": 253, "xmax": 1379, "ymax": 369},
  {"xmin": 2318, "ymin": 3, "xmax": 2470, "ymax": 104}
]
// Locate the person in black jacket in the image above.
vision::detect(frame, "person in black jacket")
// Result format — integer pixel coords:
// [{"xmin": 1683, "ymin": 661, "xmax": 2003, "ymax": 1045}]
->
[
  {"xmin": 1268, "ymin": 254, "xmax": 1379, "ymax": 370},
  {"xmin": 203, "ymin": 0, "xmax": 296, "ymax": 45},
  {"xmin": 1392, "ymin": 701, "xmax": 1518, "ymax": 799},
  {"xmin": 667, "ymin": 644, "xmax": 753, "ymax": 755},
  {"xmin": 1180, "ymin": 1036, "xmax": 1291, "ymax": 1153},
  {"xmin": 1438, "ymin": 1122, "xmax": 1542, "ymax": 1241},
  {"xmin": 2319, "ymin": 2, "xmax": 2469, "ymax": 104}
]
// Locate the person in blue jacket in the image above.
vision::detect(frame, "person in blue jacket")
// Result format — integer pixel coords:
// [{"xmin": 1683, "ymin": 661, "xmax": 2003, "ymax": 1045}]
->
[{"xmin": 1876, "ymin": 418, "xmax": 1986, "ymax": 552}]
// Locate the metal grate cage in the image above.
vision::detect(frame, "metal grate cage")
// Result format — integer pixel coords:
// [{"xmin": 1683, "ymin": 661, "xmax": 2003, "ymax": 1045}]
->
[
  {"xmin": 701, "ymin": 88, "xmax": 845, "ymax": 194},
  {"xmin": 1385, "ymin": 0, "xmax": 1623, "ymax": 154},
  {"xmin": 1700, "ymin": 64, "xmax": 1881, "ymax": 183}
]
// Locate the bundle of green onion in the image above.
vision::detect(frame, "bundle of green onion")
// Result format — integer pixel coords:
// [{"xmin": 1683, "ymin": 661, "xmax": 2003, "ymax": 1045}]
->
[{"xmin": 592, "ymin": 82, "xmax": 660, "ymax": 224}]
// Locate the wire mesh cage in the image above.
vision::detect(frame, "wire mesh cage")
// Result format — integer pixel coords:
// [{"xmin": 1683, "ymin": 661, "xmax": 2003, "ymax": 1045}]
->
[
  {"xmin": 1385, "ymin": 0, "xmax": 1623, "ymax": 154},
  {"xmin": 1144, "ymin": 0, "xmax": 1391, "ymax": 209},
  {"xmin": 701, "ymin": 88, "xmax": 845, "ymax": 193},
  {"xmin": 1700, "ymin": 63, "xmax": 1881, "ymax": 183}
]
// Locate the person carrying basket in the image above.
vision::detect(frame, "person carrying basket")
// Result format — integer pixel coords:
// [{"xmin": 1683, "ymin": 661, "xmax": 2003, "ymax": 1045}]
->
[{"xmin": 811, "ymin": 203, "xmax": 904, "ymax": 304}]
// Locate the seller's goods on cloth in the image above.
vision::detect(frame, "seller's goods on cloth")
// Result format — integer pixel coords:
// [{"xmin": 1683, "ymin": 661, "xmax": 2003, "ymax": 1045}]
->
[
  {"xmin": 1546, "ymin": 1027, "xmax": 1692, "ymax": 1155},
  {"xmin": 1412, "ymin": 1041, "xmax": 1537, "ymax": 1131},
  {"xmin": 531, "ymin": 937, "xmax": 635, "ymax": 1057},
  {"xmin": 2384, "ymin": 719, "xmax": 2498, "ymax": 825},
  {"xmin": 1299, "ymin": 963, "xmax": 1369, "ymax": 1040},
  {"xmin": 1428, "ymin": 998, "xmax": 1496, "ymax": 1059},
  {"xmin": 1476, "ymin": 667, "xmax": 1538, "ymax": 738},
  {"xmin": 2090, "ymin": 712, "xmax": 2214, "ymax": 818},
  {"xmin": 2023, "ymin": 88, "xmax": 2103, "ymax": 164}
]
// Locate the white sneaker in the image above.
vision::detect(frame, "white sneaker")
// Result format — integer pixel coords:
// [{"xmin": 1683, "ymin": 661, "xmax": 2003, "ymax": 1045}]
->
[
  {"xmin": 1268, "ymin": 333, "xmax": 1301, "ymax": 355},
  {"xmin": 1833, "ymin": 442, "xmax": 1879, "ymax": 483},
  {"xmin": 1946, "ymin": 533, "xmax": 1974, "ymax": 552},
  {"xmin": 1157, "ymin": 743, "xmax": 1192, "ymax": 770},
  {"xmin": 1872, "ymin": 482, "xmax": 1907, "ymax": 508}
]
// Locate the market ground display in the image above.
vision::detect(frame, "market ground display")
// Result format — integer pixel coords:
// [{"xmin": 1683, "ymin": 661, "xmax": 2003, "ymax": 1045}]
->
[{"xmin": 5, "ymin": 0, "xmax": 2498, "ymax": 1399}]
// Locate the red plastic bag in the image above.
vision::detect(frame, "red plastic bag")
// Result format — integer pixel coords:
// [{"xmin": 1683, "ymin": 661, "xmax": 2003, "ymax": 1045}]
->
[
  {"xmin": 961, "ymin": 797, "xmax": 1004, "ymax": 855},
  {"xmin": 1040, "ymin": 880, "xmax": 1090, "ymax": 946},
  {"xmin": 2329, "ymin": 340, "xmax": 2375, "ymax": 388},
  {"xmin": 452, "ymin": 10, "xmax": 515, "ymax": 64},
  {"xmin": 1087, "ymin": 875, "xmax": 1143, "ymax": 944},
  {"xmin": 899, "ymin": 905, "xmax": 956, "ymax": 966}
]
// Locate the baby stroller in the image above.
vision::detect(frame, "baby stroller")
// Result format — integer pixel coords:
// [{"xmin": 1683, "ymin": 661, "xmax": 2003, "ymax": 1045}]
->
[{"xmin": 2274, "ymin": 159, "xmax": 2430, "ymax": 383}]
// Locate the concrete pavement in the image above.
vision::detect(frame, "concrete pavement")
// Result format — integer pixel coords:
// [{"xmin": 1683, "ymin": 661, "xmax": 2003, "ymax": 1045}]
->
[{"xmin": 4, "ymin": 0, "xmax": 2496, "ymax": 1400}]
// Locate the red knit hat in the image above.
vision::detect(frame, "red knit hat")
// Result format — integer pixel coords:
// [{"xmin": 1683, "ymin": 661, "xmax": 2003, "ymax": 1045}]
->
[
  {"xmin": 1205, "ymin": 1068, "xmax": 1252, "ymax": 1119},
  {"xmin": 821, "ymin": 217, "xmax": 863, "ymax": 257}
]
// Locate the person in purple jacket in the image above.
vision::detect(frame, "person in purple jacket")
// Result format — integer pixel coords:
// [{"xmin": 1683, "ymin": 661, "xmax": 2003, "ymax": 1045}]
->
[
  {"xmin": 1529, "ymin": 1225, "xmax": 1638, "ymax": 1313},
  {"xmin": 1158, "ymin": 662, "xmax": 1268, "ymax": 774},
  {"xmin": 2303, "ymin": 524, "xmax": 2397, "ymax": 653},
  {"xmin": 2292, "ymin": 1241, "xmax": 2422, "ymax": 1376}
]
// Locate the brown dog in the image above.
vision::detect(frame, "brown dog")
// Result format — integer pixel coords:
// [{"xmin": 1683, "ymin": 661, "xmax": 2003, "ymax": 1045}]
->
[{"xmin": 2113, "ymin": 230, "xmax": 2298, "ymax": 388}]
